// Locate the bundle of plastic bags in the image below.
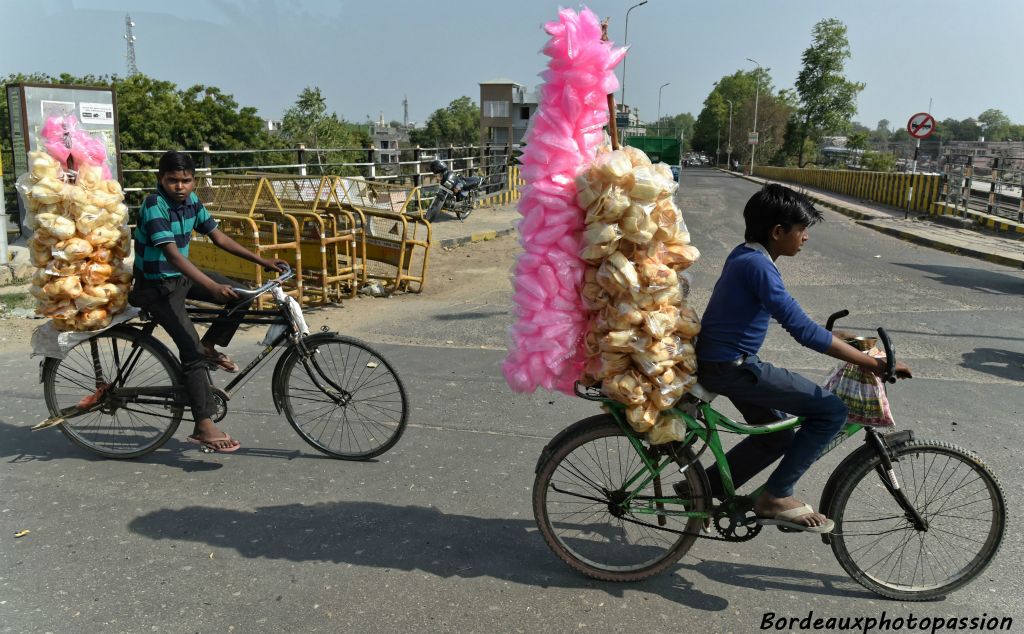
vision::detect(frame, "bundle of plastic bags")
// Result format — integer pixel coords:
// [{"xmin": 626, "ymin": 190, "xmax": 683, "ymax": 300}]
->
[
  {"xmin": 502, "ymin": 7, "xmax": 626, "ymax": 394},
  {"xmin": 18, "ymin": 120, "xmax": 131, "ymax": 332},
  {"xmin": 577, "ymin": 145, "xmax": 701, "ymax": 444}
]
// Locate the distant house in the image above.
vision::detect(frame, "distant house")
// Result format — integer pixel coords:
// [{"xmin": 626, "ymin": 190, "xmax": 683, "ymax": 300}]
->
[
  {"xmin": 265, "ymin": 119, "xmax": 283, "ymax": 134},
  {"xmin": 479, "ymin": 78, "xmax": 537, "ymax": 146}
]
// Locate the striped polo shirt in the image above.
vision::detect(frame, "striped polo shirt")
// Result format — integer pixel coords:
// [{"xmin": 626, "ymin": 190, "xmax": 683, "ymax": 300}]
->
[{"xmin": 133, "ymin": 185, "xmax": 218, "ymax": 279}]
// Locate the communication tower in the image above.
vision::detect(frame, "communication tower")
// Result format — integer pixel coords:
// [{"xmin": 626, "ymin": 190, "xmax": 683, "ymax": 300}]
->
[{"xmin": 124, "ymin": 14, "xmax": 139, "ymax": 76}]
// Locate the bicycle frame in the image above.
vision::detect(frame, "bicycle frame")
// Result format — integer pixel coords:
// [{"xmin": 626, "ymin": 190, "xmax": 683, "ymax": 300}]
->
[{"xmin": 597, "ymin": 399, "xmax": 865, "ymax": 521}]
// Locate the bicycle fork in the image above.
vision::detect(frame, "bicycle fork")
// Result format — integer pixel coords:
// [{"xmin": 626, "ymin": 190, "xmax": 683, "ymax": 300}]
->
[{"xmin": 866, "ymin": 429, "xmax": 929, "ymax": 532}]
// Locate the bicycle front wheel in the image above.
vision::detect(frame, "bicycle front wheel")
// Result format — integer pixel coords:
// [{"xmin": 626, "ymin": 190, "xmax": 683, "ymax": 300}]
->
[
  {"xmin": 42, "ymin": 327, "xmax": 184, "ymax": 459},
  {"xmin": 280, "ymin": 334, "xmax": 408, "ymax": 459},
  {"xmin": 830, "ymin": 439, "xmax": 1006, "ymax": 601},
  {"xmin": 532, "ymin": 415, "xmax": 708, "ymax": 582}
]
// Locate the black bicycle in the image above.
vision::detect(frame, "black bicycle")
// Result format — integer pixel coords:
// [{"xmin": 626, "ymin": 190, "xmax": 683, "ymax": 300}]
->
[{"xmin": 39, "ymin": 268, "xmax": 408, "ymax": 460}]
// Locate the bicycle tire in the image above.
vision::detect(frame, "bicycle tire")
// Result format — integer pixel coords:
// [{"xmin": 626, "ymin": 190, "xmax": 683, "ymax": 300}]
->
[
  {"xmin": 42, "ymin": 326, "xmax": 184, "ymax": 459},
  {"xmin": 532, "ymin": 414, "xmax": 708, "ymax": 582},
  {"xmin": 279, "ymin": 334, "xmax": 408, "ymax": 459},
  {"xmin": 830, "ymin": 439, "xmax": 1006, "ymax": 600}
]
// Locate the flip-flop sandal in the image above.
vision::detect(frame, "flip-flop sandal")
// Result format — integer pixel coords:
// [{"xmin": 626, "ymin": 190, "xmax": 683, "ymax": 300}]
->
[
  {"xmin": 187, "ymin": 434, "xmax": 241, "ymax": 454},
  {"xmin": 755, "ymin": 503, "xmax": 835, "ymax": 534},
  {"xmin": 204, "ymin": 351, "xmax": 240, "ymax": 373}
]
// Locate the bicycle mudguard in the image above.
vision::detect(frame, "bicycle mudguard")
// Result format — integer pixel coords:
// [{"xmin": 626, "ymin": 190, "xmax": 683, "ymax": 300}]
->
[
  {"xmin": 535, "ymin": 413, "xmax": 621, "ymax": 474},
  {"xmin": 270, "ymin": 331, "xmax": 340, "ymax": 414},
  {"xmin": 817, "ymin": 429, "xmax": 914, "ymax": 544}
]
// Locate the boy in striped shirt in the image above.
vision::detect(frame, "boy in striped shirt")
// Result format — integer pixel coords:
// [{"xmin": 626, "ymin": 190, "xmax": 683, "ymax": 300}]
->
[{"xmin": 128, "ymin": 151, "xmax": 287, "ymax": 453}]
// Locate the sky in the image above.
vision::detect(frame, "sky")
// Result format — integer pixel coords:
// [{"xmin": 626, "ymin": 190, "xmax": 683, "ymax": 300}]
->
[{"xmin": 3, "ymin": 0, "xmax": 1023, "ymax": 136}]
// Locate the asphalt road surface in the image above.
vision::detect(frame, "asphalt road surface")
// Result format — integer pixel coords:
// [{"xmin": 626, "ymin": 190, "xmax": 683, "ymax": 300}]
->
[{"xmin": 2, "ymin": 168, "xmax": 1021, "ymax": 633}]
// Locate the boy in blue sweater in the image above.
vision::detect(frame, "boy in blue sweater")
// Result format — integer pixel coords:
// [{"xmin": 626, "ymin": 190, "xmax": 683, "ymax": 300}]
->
[{"xmin": 696, "ymin": 184, "xmax": 911, "ymax": 533}]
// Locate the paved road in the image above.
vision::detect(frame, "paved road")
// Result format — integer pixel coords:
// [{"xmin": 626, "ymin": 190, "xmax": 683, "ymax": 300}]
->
[{"xmin": 2, "ymin": 168, "xmax": 1021, "ymax": 633}]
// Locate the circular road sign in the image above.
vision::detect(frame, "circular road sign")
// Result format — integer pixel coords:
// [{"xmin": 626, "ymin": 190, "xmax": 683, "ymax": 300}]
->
[{"xmin": 907, "ymin": 112, "xmax": 936, "ymax": 139}]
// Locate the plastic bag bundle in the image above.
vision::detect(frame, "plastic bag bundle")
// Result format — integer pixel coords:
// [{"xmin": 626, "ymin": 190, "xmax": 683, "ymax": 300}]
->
[
  {"xmin": 502, "ymin": 7, "xmax": 627, "ymax": 394},
  {"xmin": 17, "ymin": 123, "xmax": 131, "ymax": 332},
  {"xmin": 578, "ymin": 145, "xmax": 702, "ymax": 443}
]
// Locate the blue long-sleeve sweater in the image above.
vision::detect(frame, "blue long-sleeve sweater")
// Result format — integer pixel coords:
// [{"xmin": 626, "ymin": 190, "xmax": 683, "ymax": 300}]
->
[{"xmin": 696, "ymin": 243, "xmax": 832, "ymax": 362}]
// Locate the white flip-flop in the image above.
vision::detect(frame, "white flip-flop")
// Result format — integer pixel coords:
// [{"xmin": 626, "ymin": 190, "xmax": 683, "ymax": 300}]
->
[{"xmin": 755, "ymin": 503, "xmax": 835, "ymax": 534}]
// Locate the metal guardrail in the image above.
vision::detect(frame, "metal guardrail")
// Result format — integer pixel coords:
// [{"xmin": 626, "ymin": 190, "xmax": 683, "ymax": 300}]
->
[{"xmin": 942, "ymin": 155, "xmax": 1024, "ymax": 223}]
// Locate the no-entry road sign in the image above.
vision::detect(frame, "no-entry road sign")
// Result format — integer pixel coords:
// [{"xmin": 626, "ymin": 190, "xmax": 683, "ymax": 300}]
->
[{"xmin": 907, "ymin": 112, "xmax": 936, "ymax": 139}]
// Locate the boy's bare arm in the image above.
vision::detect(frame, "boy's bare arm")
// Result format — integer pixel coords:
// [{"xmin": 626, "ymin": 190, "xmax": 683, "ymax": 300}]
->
[
  {"xmin": 825, "ymin": 335, "xmax": 912, "ymax": 379},
  {"xmin": 208, "ymin": 229, "xmax": 287, "ymax": 272},
  {"xmin": 159, "ymin": 243, "xmax": 239, "ymax": 302}
]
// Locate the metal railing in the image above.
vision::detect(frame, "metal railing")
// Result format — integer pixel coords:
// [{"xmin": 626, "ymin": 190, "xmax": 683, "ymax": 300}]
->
[
  {"xmin": 942, "ymin": 154, "xmax": 1024, "ymax": 223},
  {"xmin": 118, "ymin": 143, "xmax": 520, "ymax": 208}
]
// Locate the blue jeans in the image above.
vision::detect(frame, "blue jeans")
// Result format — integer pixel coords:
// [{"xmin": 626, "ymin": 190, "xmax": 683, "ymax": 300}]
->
[{"xmin": 697, "ymin": 355, "xmax": 847, "ymax": 499}]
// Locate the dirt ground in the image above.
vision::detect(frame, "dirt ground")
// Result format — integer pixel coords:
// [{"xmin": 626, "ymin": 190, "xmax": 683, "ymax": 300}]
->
[{"xmin": 0, "ymin": 236, "xmax": 522, "ymax": 354}]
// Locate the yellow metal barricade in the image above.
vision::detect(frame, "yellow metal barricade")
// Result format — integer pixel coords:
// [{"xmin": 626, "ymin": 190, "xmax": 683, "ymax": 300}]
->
[
  {"xmin": 188, "ymin": 211, "xmax": 301, "ymax": 309},
  {"xmin": 333, "ymin": 177, "xmax": 431, "ymax": 292},
  {"xmin": 193, "ymin": 175, "xmax": 308, "ymax": 305}
]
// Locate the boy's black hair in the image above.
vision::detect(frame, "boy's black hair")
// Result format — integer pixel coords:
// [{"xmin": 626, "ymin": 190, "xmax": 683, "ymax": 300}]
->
[
  {"xmin": 743, "ymin": 183, "xmax": 823, "ymax": 245},
  {"xmin": 157, "ymin": 151, "xmax": 196, "ymax": 176}
]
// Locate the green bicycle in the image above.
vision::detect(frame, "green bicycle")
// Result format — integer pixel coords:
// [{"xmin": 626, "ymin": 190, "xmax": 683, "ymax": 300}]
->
[{"xmin": 532, "ymin": 312, "xmax": 1006, "ymax": 601}]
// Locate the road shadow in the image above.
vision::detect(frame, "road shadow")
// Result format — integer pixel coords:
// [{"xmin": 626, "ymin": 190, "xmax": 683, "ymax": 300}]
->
[
  {"xmin": 128, "ymin": 500, "xmax": 864, "ymax": 606},
  {"xmin": 433, "ymin": 310, "xmax": 508, "ymax": 322},
  {"xmin": 0, "ymin": 418, "xmax": 225, "ymax": 472},
  {"xmin": 961, "ymin": 348, "xmax": 1024, "ymax": 382},
  {"xmin": 677, "ymin": 560, "xmax": 874, "ymax": 600},
  {"xmin": 893, "ymin": 262, "xmax": 1024, "ymax": 295}
]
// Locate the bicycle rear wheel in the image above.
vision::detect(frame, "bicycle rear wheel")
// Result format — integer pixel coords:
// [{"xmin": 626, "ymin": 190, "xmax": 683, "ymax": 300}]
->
[
  {"xmin": 830, "ymin": 439, "xmax": 1006, "ymax": 601},
  {"xmin": 42, "ymin": 327, "xmax": 184, "ymax": 459},
  {"xmin": 532, "ymin": 415, "xmax": 708, "ymax": 582},
  {"xmin": 279, "ymin": 334, "xmax": 408, "ymax": 459}
]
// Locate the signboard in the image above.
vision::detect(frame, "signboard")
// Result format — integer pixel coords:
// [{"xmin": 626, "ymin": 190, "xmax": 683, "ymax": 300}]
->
[
  {"xmin": 748, "ymin": 131, "xmax": 759, "ymax": 145},
  {"xmin": 6, "ymin": 84, "xmax": 120, "ymax": 234},
  {"xmin": 6, "ymin": 84, "xmax": 121, "ymax": 182},
  {"xmin": 907, "ymin": 112, "xmax": 936, "ymax": 140}
]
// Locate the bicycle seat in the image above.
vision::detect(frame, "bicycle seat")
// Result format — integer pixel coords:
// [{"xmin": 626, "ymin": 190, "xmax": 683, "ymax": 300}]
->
[{"xmin": 689, "ymin": 383, "xmax": 718, "ymax": 403}]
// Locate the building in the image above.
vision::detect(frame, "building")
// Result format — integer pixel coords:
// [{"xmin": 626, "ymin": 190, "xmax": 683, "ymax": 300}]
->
[
  {"xmin": 615, "ymin": 103, "xmax": 645, "ymax": 140},
  {"xmin": 943, "ymin": 141, "xmax": 1024, "ymax": 169},
  {"xmin": 369, "ymin": 112, "xmax": 409, "ymax": 165},
  {"xmin": 265, "ymin": 119, "xmax": 282, "ymax": 134},
  {"xmin": 479, "ymin": 78, "xmax": 537, "ymax": 146}
]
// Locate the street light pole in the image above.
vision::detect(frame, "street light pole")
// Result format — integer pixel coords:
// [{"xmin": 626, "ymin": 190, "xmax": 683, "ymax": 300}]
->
[
  {"xmin": 746, "ymin": 57, "xmax": 761, "ymax": 176},
  {"xmin": 657, "ymin": 82, "xmax": 670, "ymax": 136},
  {"xmin": 620, "ymin": 0, "xmax": 648, "ymax": 141},
  {"xmin": 725, "ymin": 98, "xmax": 734, "ymax": 170}
]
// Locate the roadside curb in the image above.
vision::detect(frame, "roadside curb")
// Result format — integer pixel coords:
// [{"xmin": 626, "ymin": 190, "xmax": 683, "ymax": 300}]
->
[
  {"xmin": 439, "ymin": 226, "xmax": 517, "ymax": 250},
  {"xmin": 719, "ymin": 169, "xmax": 1024, "ymax": 269},
  {"xmin": 854, "ymin": 220, "xmax": 1024, "ymax": 269}
]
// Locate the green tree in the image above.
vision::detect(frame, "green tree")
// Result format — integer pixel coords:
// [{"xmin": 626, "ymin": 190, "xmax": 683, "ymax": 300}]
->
[
  {"xmin": 279, "ymin": 87, "xmax": 368, "ymax": 175},
  {"xmin": 862, "ymin": 150, "xmax": 895, "ymax": 172},
  {"xmin": 977, "ymin": 108, "xmax": 1011, "ymax": 141},
  {"xmin": 847, "ymin": 131, "xmax": 868, "ymax": 168},
  {"xmin": 409, "ymin": 96, "xmax": 480, "ymax": 147},
  {"xmin": 645, "ymin": 112, "xmax": 695, "ymax": 147},
  {"xmin": 791, "ymin": 18, "xmax": 865, "ymax": 166}
]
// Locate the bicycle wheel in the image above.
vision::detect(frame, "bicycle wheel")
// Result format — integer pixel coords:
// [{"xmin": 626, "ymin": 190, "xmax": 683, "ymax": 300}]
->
[
  {"xmin": 830, "ymin": 439, "xmax": 1006, "ymax": 600},
  {"xmin": 42, "ymin": 326, "xmax": 184, "ymax": 459},
  {"xmin": 532, "ymin": 415, "xmax": 708, "ymax": 582},
  {"xmin": 279, "ymin": 334, "xmax": 408, "ymax": 459}
]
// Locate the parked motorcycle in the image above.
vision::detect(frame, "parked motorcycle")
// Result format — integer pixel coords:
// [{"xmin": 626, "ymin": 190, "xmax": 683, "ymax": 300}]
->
[{"xmin": 421, "ymin": 160, "xmax": 483, "ymax": 222}]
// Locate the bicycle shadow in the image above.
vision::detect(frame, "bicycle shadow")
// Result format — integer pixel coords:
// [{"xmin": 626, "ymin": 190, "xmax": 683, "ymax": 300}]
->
[
  {"xmin": 0, "ymin": 418, "xmax": 224, "ymax": 472},
  {"xmin": 127, "ymin": 501, "xmax": 862, "ymax": 607}
]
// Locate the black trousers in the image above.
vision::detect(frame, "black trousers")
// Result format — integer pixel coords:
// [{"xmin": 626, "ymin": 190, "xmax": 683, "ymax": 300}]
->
[{"xmin": 128, "ymin": 271, "xmax": 253, "ymax": 423}]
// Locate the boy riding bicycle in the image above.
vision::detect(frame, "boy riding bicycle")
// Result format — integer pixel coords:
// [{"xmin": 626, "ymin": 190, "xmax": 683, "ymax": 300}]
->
[
  {"xmin": 696, "ymin": 184, "xmax": 911, "ymax": 533},
  {"xmin": 128, "ymin": 151, "xmax": 287, "ymax": 453}
]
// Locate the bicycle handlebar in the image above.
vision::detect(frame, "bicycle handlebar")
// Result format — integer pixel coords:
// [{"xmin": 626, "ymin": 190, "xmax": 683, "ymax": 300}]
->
[
  {"xmin": 824, "ymin": 308, "xmax": 898, "ymax": 384},
  {"xmin": 825, "ymin": 309, "xmax": 849, "ymax": 332},
  {"xmin": 230, "ymin": 264, "xmax": 294, "ymax": 299},
  {"xmin": 877, "ymin": 328, "xmax": 896, "ymax": 384}
]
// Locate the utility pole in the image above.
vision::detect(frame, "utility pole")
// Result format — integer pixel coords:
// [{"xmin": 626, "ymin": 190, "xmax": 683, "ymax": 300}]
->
[
  {"xmin": 124, "ymin": 14, "xmax": 139, "ymax": 76},
  {"xmin": 747, "ymin": 58, "xmax": 761, "ymax": 176},
  {"xmin": 725, "ymin": 99, "xmax": 734, "ymax": 170}
]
